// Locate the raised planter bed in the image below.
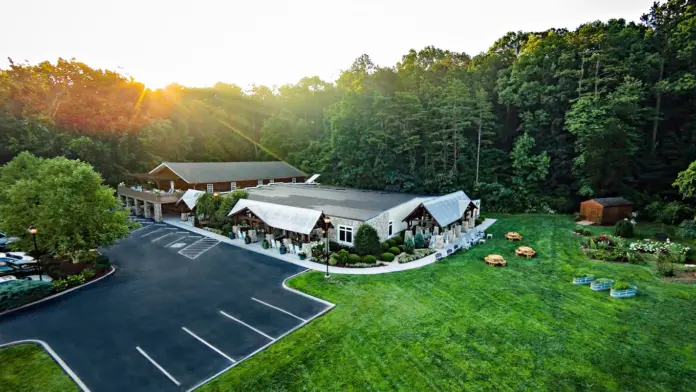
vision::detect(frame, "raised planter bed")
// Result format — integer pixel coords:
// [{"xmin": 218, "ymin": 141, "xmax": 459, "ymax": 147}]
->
[
  {"xmin": 590, "ymin": 278, "xmax": 614, "ymax": 291},
  {"xmin": 610, "ymin": 286, "xmax": 637, "ymax": 298},
  {"xmin": 572, "ymin": 276, "xmax": 595, "ymax": 285}
]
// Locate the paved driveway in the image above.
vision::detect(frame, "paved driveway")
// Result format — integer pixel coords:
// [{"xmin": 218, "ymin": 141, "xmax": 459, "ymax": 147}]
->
[{"xmin": 0, "ymin": 221, "xmax": 332, "ymax": 392}]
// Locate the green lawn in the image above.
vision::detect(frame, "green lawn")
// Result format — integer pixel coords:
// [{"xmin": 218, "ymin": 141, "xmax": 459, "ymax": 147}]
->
[
  {"xmin": 0, "ymin": 344, "xmax": 79, "ymax": 392},
  {"xmin": 200, "ymin": 214, "xmax": 696, "ymax": 392}
]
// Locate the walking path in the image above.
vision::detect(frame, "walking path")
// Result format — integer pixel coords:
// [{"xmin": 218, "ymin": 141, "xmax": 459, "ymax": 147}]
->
[{"xmin": 163, "ymin": 218, "xmax": 497, "ymax": 275}]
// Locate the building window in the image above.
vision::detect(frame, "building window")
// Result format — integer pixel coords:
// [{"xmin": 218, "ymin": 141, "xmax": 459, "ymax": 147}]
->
[
  {"xmin": 338, "ymin": 225, "xmax": 353, "ymax": 244},
  {"xmin": 270, "ymin": 179, "xmax": 275, "ymax": 184},
  {"xmin": 206, "ymin": 184, "xmax": 214, "ymax": 193},
  {"xmin": 388, "ymin": 221, "xmax": 393, "ymax": 236},
  {"xmin": 231, "ymin": 182, "xmax": 237, "ymax": 190},
  {"xmin": 292, "ymin": 177, "xmax": 297, "ymax": 184},
  {"xmin": 258, "ymin": 179, "xmax": 263, "ymax": 186}
]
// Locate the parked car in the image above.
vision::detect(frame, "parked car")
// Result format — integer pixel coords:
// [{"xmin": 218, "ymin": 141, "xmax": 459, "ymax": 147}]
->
[
  {"xmin": 0, "ymin": 252, "xmax": 36, "ymax": 263},
  {"xmin": 0, "ymin": 232, "xmax": 18, "ymax": 251},
  {"xmin": 0, "ymin": 258, "xmax": 39, "ymax": 277}
]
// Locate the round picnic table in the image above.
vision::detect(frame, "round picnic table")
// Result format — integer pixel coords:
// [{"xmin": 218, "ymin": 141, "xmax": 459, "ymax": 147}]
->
[
  {"xmin": 515, "ymin": 246, "xmax": 536, "ymax": 258},
  {"xmin": 505, "ymin": 232, "xmax": 523, "ymax": 241},
  {"xmin": 484, "ymin": 254, "xmax": 507, "ymax": 267}
]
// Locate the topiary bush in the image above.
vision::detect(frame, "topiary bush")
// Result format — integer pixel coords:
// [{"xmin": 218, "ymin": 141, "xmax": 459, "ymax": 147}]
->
[
  {"xmin": 354, "ymin": 225, "xmax": 381, "ymax": 256},
  {"xmin": 381, "ymin": 242, "xmax": 390, "ymax": 252},
  {"xmin": 677, "ymin": 219, "xmax": 696, "ymax": 240},
  {"xmin": 0, "ymin": 280, "xmax": 53, "ymax": 312},
  {"xmin": 362, "ymin": 255, "xmax": 377, "ymax": 264},
  {"xmin": 414, "ymin": 232, "xmax": 425, "ymax": 249},
  {"xmin": 404, "ymin": 237, "xmax": 415, "ymax": 254},
  {"xmin": 333, "ymin": 249, "xmax": 350, "ymax": 264},
  {"xmin": 394, "ymin": 236, "xmax": 404, "ymax": 245},
  {"xmin": 381, "ymin": 252, "xmax": 395, "ymax": 262},
  {"xmin": 348, "ymin": 254, "xmax": 361, "ymax": 264},
  {"xmin": 614, "ymin": 220, "xmax": 634, "ymax": 238},
  {"xmin": 387, "ymin": 239, "xmax": 396, "ymax": 247},
  {"xmin": 388, "ymin": 246, "xmax": 401, "ymax": 255}
]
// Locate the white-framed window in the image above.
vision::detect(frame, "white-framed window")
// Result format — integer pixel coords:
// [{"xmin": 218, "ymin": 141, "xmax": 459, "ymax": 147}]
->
[
  {"xmin": 388, "ymin": 221, "xmax": 394, "ymax": 236},
  {"xmin": 258, "ymin": 179, "xmax": 263, "ymax": 186},
  {"xmin": 338, "ymin": 225, "xmax": 354, "ymax": 244},
  {"xmin": 270, "ymin": 179, "xmax": 275, "ymax": 184},
  {"xmin": 206, "ymin": 184, "xmax": 214, "ymax": 193},
  {"xmin": 230, "ymin": 182, "xmax": 237, "ymax": 190},
  {"xmin": 292, "ymin": 177, "xmax": 297, "ymax": 184}
]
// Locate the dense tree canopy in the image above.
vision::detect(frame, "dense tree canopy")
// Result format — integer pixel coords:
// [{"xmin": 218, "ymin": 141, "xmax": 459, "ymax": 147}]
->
[{"xmin": 1, "ymin": 0, "xmax": 695, "ymax": 213}]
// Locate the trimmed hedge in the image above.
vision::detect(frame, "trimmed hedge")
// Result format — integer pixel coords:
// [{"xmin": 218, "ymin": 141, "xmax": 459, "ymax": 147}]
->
[
  {"xmin": 388, "ymin": 246, "xmax": 401, "ymax": 255},
  {"xmin": 0, "ymin": 280, "xmax": 53, "ymax": 312},
  {"xmin": 394, "ymin": 236, "xmax": 404, "ymax": 245},
  {"xmin": 381, "ymin": 252, "xmax": 395, "ymax": 262},
  {"xmin": 348, "ymin": 254, "xmax": 362, "ymax": 264},
  {"xmin": 381, "ymin": 242, "xmax": 390, "ymax": 252},
  {"xmin": 362, "ymin": 255, "xmax": 377, "ymax": 264},
  {"xmin": 387, "ymin": 239, "xmax": 397, "ymax": 247}
]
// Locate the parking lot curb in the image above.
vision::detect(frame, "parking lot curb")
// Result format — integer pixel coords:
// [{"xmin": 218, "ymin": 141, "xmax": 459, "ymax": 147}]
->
[
  {"xmin": 0, "ymin": 339, "xmax": 91, "ymax": 391},
  {"xmin": 186, "ymin": 269, "xmax": 336, "ymax": 392},
  {"xmin": 0, "ymin": 266, "xmax": 116, "ymax": 319}
]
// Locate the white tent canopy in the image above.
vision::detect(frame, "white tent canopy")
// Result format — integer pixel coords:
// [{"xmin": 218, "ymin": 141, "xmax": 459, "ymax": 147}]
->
[
  {"xmin": 421, "ymin": 191, "xmax": 472, "ymax": 227},
  {"xmin": 229, "ymin": 199, "xmax": 323, "ymax": 235},
  {"xmin": 177, "ymin": 189, "xmax": 205, "ymax": 210}
]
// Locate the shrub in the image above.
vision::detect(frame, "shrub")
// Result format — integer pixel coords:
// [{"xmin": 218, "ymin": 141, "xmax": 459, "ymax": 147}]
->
[
  {"xmin": 354, "ymin": 225, "xmax": 381, "ymax": 256},
  {"xmin": 677, "ymin": 219, "xmax": 696, "ymax": 240},
  {"xmin": 574, "ymin": 212, "xmax": 584, "ymax": 221},
  {"xmin": 381, "ymin": 242, "xmax": 390, "ymax": 252},
  {"xmin": 387, "ymin": 239, "xmax": 396, "ymax": 248},
  {"xmin": 573, "ymin": 225, "xmax": 593, "ymax": 236},
  {"xmin": 81, "ymin": 268, "xmax": 96, "ymax": 280},
  {"xmin": 388, "ymin": 246, "xmax": 401, "ymax": 255},
  {"xmin": 0, "ymin": 280, "xmax": 53, "ymax": 312},
  {"xmin": 348, "ymin": 254, "xmax": 361, "ymax": 264},
  {"xmin": 575, "ymin": 270, "xmax": 594, "ymax": 278},
  {"xmin": 381, "ymin": 252, "xmax": 395, "ymax": 262},
  {"xmin": 66, "ymin": 274, "xmax": 86, "ymax": 287},
  {"xmin": 394, "ymin": 236, "xmax": 404, "ymax": 245},
  {"xmin": 404, "ymin": 238, "xmax": 415, "ymax": 254},
  {"xmin": 398, "ymin": 248, "xmax": 436, "ymax": 263},
  {"xmin": 414, "ymin": 233, "xmax": 425, "ymax": 249},
  {"xmin": 614, "ymin": 220, "xmax": 634, "ymax": 238},
  {"xmin": 328, "ymin": 257, "xmax": 338, "ymax": 266},
  {"xmin": 333, "ymin": 249, "xmax": 350, "ymax": 264},
  {"xmin": 613, "ymin": 281, "xmax": 631, "ymax": 291},
  {"xmin": 311, "ymin": 243, "xmax": 325, "ymax": 261},
  {"xmin": 362, "ymin": 255, "xmax": 377, "ymax": 264},
  {"xmin": 656, "ymin": 253, "xmax": 675, "ymax": 277},
  {"xmin": 475, "ymin": 217, "xmax": 484, "ymax": 226},
  {"xmin": 52, "ymin": 279, "xmax": 69, "ymax": 292}
]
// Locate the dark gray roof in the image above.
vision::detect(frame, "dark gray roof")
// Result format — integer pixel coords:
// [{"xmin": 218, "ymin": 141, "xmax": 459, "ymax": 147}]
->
[
  {"xmin": 246, "ymin": 184, "xmax": 428, "ymax": 221},
  {"xmin": 592, "ymin": 197, "xmax": 633, "ymax": 207},
  {"xmin": 155, "ymin": 162, "xmax": 306, "ymax": 184}
]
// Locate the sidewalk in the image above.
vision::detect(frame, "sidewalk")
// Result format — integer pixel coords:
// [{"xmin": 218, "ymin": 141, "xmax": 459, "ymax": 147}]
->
[{"xmin": 163, "ymin": 217, "xmax": 497, "ymax": 275}]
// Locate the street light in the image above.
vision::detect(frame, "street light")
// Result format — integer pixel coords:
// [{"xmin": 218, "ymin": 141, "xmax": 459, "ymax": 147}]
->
[
  {"xmin": 323, "ymin": 216, "xmax": 331, "ymax": 278},
  {"xmin": 27, "ymin": 225, "xmax": 41, "ymax": 281}
]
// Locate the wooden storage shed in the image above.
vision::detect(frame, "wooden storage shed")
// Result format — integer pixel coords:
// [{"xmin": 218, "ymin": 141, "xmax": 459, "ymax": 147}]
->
[{"xmin": 579, "ymin": 197, "xmax": 633, "ymax": 225}]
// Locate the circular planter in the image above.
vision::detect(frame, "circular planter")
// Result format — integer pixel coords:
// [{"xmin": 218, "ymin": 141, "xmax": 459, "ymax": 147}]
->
[
  {"xmin": 610, "ymin": 286, "xmax": 637, "ymax": 298},
  {"xmin": 572, "ymin": 276, "xmax": 595, "ymax": 285},
  {"xmin": 298, "ymin": 254, "xmax": 307, "ymax": 260},
  {"xmin": 590, "ymin": 279, "xmax": 614, "ymax": 291},
  {"xmin": 279, "ymin": 247, "xmax": 287, "ymax": 255}
]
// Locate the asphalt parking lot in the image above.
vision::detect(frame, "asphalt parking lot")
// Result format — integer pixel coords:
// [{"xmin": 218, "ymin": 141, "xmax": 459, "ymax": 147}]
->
[{"xmin": 0, "ymin": 218, "xmax": 333, "ymax": 392}]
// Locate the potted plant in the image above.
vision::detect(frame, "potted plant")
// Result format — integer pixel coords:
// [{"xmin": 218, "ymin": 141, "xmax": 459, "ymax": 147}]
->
[
  {"xmin": 244, "ymin": 236, "xmax": 251, "ymax": 244},
  {"xmin": 610, "ymin": 281, "xmax": 638, "ymax": 298},
  {"xmin": 572, "ymin": 270, "xmax": 595, "ymax": 285},
  {"xmin": 590, "ymin": 278, "xmax": 614, "ymax": 291},
  {"xmin": 279, "ymin": 244, "xmax": 287, "ymax": 255},
  {"xmin": 298, "ymin": 252, "xmax": 307, "ymax": 260},
  {"xmin": 262, "ymin": 239, "xmax": 269, "ymax": 249}
]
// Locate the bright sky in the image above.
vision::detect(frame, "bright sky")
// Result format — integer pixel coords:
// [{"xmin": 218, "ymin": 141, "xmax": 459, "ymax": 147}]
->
[{"xmin": 2, "ymin": 0, "xmax": 655, "ymax": 89}]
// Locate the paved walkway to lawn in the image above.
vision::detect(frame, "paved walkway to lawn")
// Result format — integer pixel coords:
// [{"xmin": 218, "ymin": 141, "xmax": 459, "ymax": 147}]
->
[{"xmin": 163, "ymin": 218, "xmax": 497, "ymax": 275}]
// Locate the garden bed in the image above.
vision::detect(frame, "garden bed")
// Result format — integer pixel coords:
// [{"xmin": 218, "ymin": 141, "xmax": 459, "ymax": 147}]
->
[{"xmin": 397, "ymin": 249, "xmax": 436, "ymax": 264}]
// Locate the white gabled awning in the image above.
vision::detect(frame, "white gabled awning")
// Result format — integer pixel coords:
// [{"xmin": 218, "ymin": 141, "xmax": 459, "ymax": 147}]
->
[
  {"xmin": 177, "ymin": 189, "xmax": 205, "ymax": 210},
  {"xmin": 421, "ymin": 191, "xmax": 471, "ymax": 227},
  {"xmin": 229, "ymin": 199, "xmax": 322, "ymax": 235}
]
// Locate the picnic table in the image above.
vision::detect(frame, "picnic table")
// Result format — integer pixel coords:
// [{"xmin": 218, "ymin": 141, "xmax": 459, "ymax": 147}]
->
[
  {"xmin": 484, "ymin": 254, "xmax": 507, "ymax": 267},
  {"xmin": 505, "ymin": 232, "xmax": 523, "ymax": 241},
  {"xmin": 515, "ymin": 246, "xmax": 536, "ymax": 258}
]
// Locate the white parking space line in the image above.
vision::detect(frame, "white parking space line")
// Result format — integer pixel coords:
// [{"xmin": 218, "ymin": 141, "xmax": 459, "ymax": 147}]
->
[
  {"xmin": 130, "ymin": 224, "xmax": 153, "ymax": 233},
  {"xmin": 219, "ymin": 310, "xmax": 276, "ymax": 341},
  {"xmin": 164, "ymin": 236, "xmax": 188, "ymax": 247},
  {"xmin": 181, "ymin": 327, "xmax": 236, "ymax": 363},
  {"xmin": 251, "ymin": 297, "xmax": 306, "ymax": 322},
  {"xmin": 135, "ymin": 346, "xmax": 181, "ymax": 387},
  {"xmin": 151, "ymin": 231, "xmax": 184, "ymax": 243},
  {"xmin": 178, "ymin": 238, "xmax": 220, "ymax": 259},
  {"xmin": 140, "ymin": 228, "xmax": 168, "ymax": 238}
]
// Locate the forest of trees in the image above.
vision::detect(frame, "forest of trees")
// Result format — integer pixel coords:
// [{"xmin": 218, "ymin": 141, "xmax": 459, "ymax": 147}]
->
[{"xmin": 1, "ymin": 0, "xmax": 695, "ymax": 213}]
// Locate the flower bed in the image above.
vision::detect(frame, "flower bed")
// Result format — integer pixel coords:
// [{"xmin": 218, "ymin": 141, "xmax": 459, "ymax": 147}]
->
[
  {"xmin": 610, "ymin": 285, "xmax": 638, "ymax": 298},
  {"xmin": 398, "ymin": 249, "xmax": 436, "ymax": 264},
  {"xmin": 590, "ymin": 278, "xmax": 614, "ymax": 291},
  {"xmin": 573, "ymin": 275, "xmax": 595, "ymax": 285},
  {"xmin": 323, "ymin": 249, "xmax": 385, "ymax": 268}
]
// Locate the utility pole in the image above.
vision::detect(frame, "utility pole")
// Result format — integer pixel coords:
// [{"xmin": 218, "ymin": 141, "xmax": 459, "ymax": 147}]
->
[{"xmin": 475, "ymin": 112, "xmax": 482, "ymax": 185}]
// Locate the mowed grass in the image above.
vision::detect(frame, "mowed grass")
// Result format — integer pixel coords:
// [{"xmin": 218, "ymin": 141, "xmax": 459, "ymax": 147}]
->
[
  {"xmin": 200, "ymin": 214, "xmax": 696, "ymax": 392},
  {"xmin": 0, "ymin": 344, "xmax": 79, "ymax": 392}
]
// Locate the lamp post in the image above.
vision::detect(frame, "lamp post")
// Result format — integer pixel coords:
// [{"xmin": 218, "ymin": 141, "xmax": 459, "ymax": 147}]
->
[
  {"xmin": 323, "ymin": 216, "xmax": 331, "ymax": 278},
  {"xmin": 27, "ymin": 225, "xmax": 41, "ymax": 281}
]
